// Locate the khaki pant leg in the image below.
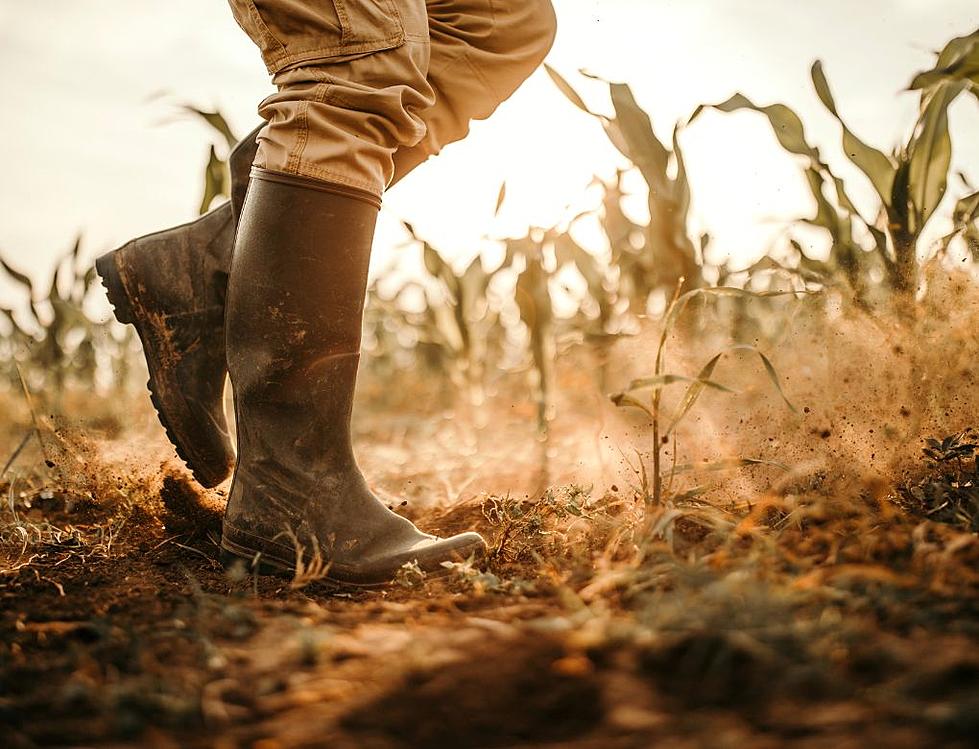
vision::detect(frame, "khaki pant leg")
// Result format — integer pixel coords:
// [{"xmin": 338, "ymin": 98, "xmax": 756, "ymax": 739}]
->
[
  {"xmin": 390, "ymin": 0, "xmax": 557, "ymax": 184},
  {"xmin": 228, "ymin": 0, "xmax": 433, "ymax": 198}
]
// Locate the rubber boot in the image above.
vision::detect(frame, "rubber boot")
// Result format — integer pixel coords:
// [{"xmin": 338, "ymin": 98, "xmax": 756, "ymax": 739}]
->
[
  {"xmin": 219, "ymin": 169, "xmax": 486, "ymax": 585},
  {"xmin": 96, "ymin": 126, "xmax": 261, "ymax": 487}
]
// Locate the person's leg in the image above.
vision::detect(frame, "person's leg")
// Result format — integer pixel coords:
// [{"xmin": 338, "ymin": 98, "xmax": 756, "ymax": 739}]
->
[
  {"xmin": 98, "ymin": 0, "xmax": 557, "ymax": 488},
  {"xmin": 220, "ymin": 0, "xmax": 487, "ymax": 581},
  {"xmin": 391, "ymin": 0, "xmax": 558, "ymax": 182},
  {"xmin": 222, "ymin": 172, "xmax": 484, "ymax": 581}
]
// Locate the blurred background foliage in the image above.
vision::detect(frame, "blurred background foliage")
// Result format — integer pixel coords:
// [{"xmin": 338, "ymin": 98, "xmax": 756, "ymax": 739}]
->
[{"xmin": 1, "ymin": 29, "xmax": 977, "ymax": 432}]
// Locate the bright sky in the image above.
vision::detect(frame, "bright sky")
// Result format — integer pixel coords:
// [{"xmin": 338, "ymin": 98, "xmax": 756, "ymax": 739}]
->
[{"xmin": 1, "ymin": 0, "xmax": 978, "ymax": 305}]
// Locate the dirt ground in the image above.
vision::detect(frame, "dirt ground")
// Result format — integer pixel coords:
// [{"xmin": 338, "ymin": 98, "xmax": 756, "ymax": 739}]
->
[{"xmin": 2, "ymin": 334, "xmax": 979, "ymax": 748}]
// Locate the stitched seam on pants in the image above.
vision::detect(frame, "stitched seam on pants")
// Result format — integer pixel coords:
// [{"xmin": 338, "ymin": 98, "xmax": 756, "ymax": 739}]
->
[
  {"xmin": 286, "ymin": 82, "xmax": 329, "ymax": 173},
  {"xmin": 269, "ymin": 36, "xmax": 407, "ymax": 72},
  {"xmin": 380, "ymin": 0, "xmax": 405, "ymax": 38},
  {"xmin": 293, "ymin": 78, "xmax": 388, "ymax": 195},
  {"xmin": 293, "ymin": 163, "xmax": 381, "ymax": 196},
  {"xmin": 285, "ymin": 100, "xmax": 309, "ymax": 173}
]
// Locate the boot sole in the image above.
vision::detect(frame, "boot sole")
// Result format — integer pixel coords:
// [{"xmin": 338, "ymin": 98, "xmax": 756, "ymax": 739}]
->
[
  {"xmin": 96, "ymin": 248, "xmax": 229, "ymax": 489},
  {"xmin": 218, "ymin": 537, "xmax": 469, "ymax": 590},
  {"xmin": 218, "ymin": 546, "xmax": 394, "ymax": 590}
]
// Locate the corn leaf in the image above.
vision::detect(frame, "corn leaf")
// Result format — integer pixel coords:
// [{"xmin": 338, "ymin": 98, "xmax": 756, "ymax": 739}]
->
[
  {"xmin": 907, "ymin": 83, "xmax": 960, "ymax": 230},
  {"xmin": 609, "ymin": 82, "xmax": 671, "ymax": 195},
  {"xmin": 666, "ymin": 352, "xmax": 724, "ymax": 436},
  {"xmin": 626, "ymin": 373, "xmax": 735, "ymax": 393},
  {"xmin": 666, "ymin": 343, "xmax": 796, "ymax": 436},
  {"xmin": 543, "ymin": 64, "xmax": 596, "ymax": 115},
  {"xmin": 422, "ymin": 240, "xmax": 445, "ymax": 279},
  {"xmin": 672, "ymin": 125, "xmax": 691, "ymax": 225},
  {"xmin": 555, "ymin": 234, "xmax": 605, "ymax": 293},
  {"xmin": 494, "ymin": 182, "xmax": 507, "ymax": 217},
  {"xmin": 803, "ymin": 168, "xmax": 840, "ymax": 237},
  {"xmin": 663, "ymin": 286, "xmax": 807, "ymax": 340},
  {"xmin": 952, "ymin": 190, "xmax": 979, "ymax": 226},
  {"xmin": 908, "ymin": 30, "xmax": 979, "ymax": 91},
  {"xmin": 199, "ymin": 144, "xmax": 228, "ymax": 215},
  {"xmin": 728, "ymin": 343, "xmax": 797, "ymax": 412},
  {"xmin": 691, "ymin": 94, "xmax": 817, "ymax": 160},
  {"xmin": 811, "ymin": 61, "xmax": 896, "ymax": 207},
  {"xmin": 182, "ymin": 106, "xmax": 237, "ymax": 150},
  {"xmin": 829, "ymin": 174, "xmax": 863, "ymax": 219},
  {"xmin": 610, "ymin": 391, "xmax": 653, "ymax": 416},
  {"xmin": 601, "ymin": 118, "xmax": 633, "ymax": 161}
]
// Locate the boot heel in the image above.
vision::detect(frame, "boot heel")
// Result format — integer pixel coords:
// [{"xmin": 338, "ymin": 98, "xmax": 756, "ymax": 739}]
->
[{"xmin": 95, "ymin": 250, "xmax": 135, "ymax": 325}]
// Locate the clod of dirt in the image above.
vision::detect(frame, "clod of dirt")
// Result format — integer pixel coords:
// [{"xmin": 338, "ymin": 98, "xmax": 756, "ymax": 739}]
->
[
  {"xmin": 159, "ymin": 473, "xmax": 224, "ymax": 537},
  {"xmin": 639, "ymin": 630, "xmax": 840, "ymax": 710},
  {"xmin": 340, "ymin": 634, "xmax": 604, "ymax": 747}
]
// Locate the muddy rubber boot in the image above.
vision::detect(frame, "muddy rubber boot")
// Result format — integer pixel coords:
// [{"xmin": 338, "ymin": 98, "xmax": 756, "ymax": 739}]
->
[
  {"xmin": 219, "ymin": 169, "xmax": 486, "ymax": 585},
  {"xmin": 96, "ymin": 126, "xmax": 261, "ymax": 488}
]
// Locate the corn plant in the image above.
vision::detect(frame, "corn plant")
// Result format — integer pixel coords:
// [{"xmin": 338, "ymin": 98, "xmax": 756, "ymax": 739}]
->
[
  {"xmin": 690, "ymin": 29, "xmax": 979, "ymax": 319},
  {"xmin": 400, "ymin": 222, "xmax": 504, "ymax": 407},
  {"xmin": 545, "ymin": 66, "xmax": 709, "ymax": 300},
  {"xmin": 182, "ymin": 105, "xmax": 239, "ymax": 215},
  {"xmin": 612, "ymin": 283, "xmax": 798, "ymax": 505},
  {"xmin": 911, "ymin": 30, "xmax": 979, "ymax": 262},
  {"xmin": 909, "ymin": 28, "xmax": 979, "ymax": 96},
  {"xmin": 505, "ymin": 232, "xmax": 557, "ymax": 433},
  {"xmin": 0, "ymin": 240, "xmax": 137, "ymax": 397}
]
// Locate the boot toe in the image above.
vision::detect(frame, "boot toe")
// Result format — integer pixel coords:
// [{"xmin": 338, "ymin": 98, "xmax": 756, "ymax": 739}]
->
[
  {"xmin": 353, "ymin": 531, "xmax": 487, "ymax": 585},
  {"xmin": 416, "ymin": 531, "xmax": 487, "ymax": 571}
]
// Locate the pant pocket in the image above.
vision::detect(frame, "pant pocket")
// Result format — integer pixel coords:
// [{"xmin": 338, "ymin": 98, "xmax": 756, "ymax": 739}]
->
[{"xmin": 228, "ymin": 0, "xmax": 406, "ymax": 74}]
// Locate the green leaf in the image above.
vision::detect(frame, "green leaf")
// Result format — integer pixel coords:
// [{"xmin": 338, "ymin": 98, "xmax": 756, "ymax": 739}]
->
[
  {"xmin": 908, "ymin": 31, "xmax": 979, "ymax": 91},
  {"xmin": 199, "ymin": 144, "xmax": 228, "ymax": 215},
  {"xmin": 889, "ymin": 159, "xmax": 912, "ymax": 232},
  {"xmin": 829, "ymin": 174, "xmax": 863, "ymax": 219},
  {"xmin": 907, "ymin": 83, "xmax": 960, "ymax": 230},
  {"xmin": 935, "ymin": 29, "xmax": 979, "ymax": 68},
  {"xmin": 811, "ymin": 61, "xmax": 896, "ymax": 207},
  {"xmin": 803, "ymin": 167, "xmax": 840, "ymax": 237},
  {"xmin": 952, "ymin": 189, "xmax": 979, "ymax": 227}
]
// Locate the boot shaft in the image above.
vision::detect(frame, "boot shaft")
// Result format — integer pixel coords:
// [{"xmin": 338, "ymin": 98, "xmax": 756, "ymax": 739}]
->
[{"xmin": 225, "ymin": 170, "xmax": 381, "ymax": 518}]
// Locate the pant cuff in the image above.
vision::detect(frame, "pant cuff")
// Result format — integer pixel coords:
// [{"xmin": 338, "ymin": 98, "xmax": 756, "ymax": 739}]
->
[{"xmin": 250, "ymin": 167, "xmax": 382, "ymax": 210}]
